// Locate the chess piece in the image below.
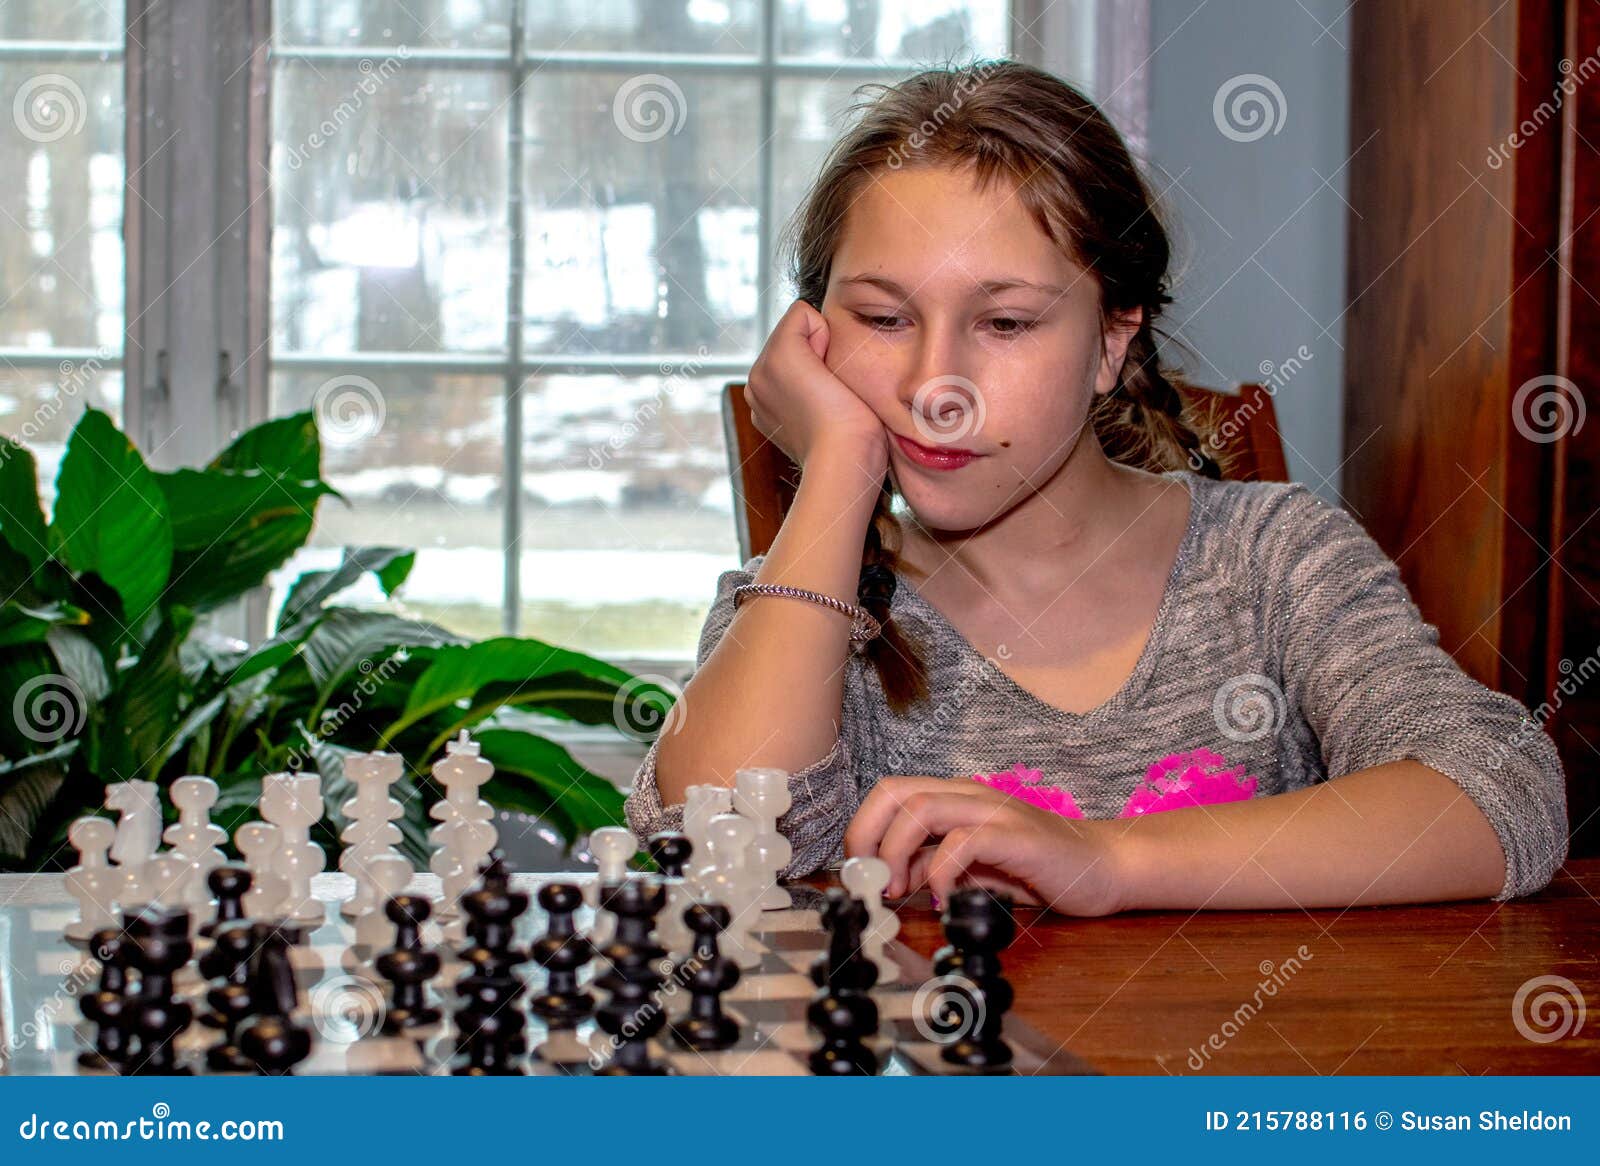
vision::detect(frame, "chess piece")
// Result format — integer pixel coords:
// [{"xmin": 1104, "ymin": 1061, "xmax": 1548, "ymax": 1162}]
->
[
  {"xmin": 646, "ymin": 831, "xmax": 694, "ymax": 957},
  {"xmin": 733, "ymin": 767, "xmax": 793, "ymax": 909},
  {"xmin": 164, "ymin": 776, "xmax": 228, "ymax": 908},
  {"xmin": 234, "ymin": 821, "xmax": 288, "ymax": 919},
  {"xmin": 142, "ymin": 853, "xmax": 194, "ymax": 910},
  {"xmin": 238, "ymin": 923, "xmax": 312, "ymax": 1075},
  {"xmin": 428, "ymin": 732, "xmax": 497, "ymax": 919},
  {"xmin": 124, "ymin": 906, "xmax": 195, "ymax": 1075},
  {"xmin": 262, "ymin": 772, "xmax": 326, "ymax": 925},
  {"xmin": 339, "ymin": 751, "xmax": 405, "ymax": 918},
  {"xmin": 937, "ymin": 888, "xmax": 1016, "ymax": 1070},
  {"xmin": 593, "ymin": 878, "xmax": 670, "ymax": 1075},
  {"xmin": 199, "ymin": 865, "xmax": 251, "ymax": 938},
  {"xmin": 584, "ymin": 825, "xmax": 637, "ymax": 947},
  {"xmin": 375, "ymin": 894, "xmax": 442, "ymax": 1032},
  {"xmin": 106, "ymin": 779, "xmax": 161, "ymax": 908},
  {"xmin": 806, "ymin": 887, "xmax": 880, "ymax": 1076},
  {"xmin": 77, "ymin": 928, "xmax": 134, "ymax": 1071},
  {"xmin": 669, "ymin": 902, "xmax": 741, "ymax": 1051},
  {"xmin": 841, "ymin": 855, "xmax": 899, "ymax": 982},
  {"xmin": 682, "ymin": 784, "xmax": 732, "ymax": 893},
  {"xmin": 199, "ymin": 920, "xmax": 257, "ymax": 1071},
  {"xmin": 352, "ymin": 852, "xmax": 414, "ymax": 952},
  {"xmin": 701, "ymin": 814, "xmax": 761, "ymax": 970},
  {"xmin": 451, "ymin": 856, "xmax": 531, "ymax": 1075},
  {"xmin": 529, "ymin": 882, "xmax": 596, "ymax": 1041},
  {"xmin": 64, "ymin": 816, "xmax": 117, "ymax": 943}
]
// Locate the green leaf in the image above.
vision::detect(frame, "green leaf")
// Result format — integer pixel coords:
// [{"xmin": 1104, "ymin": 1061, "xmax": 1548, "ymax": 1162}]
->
[
  {"xmin": 211, "ymin": 411, "xmax": 321, "ymax": 481},
  {"xmin": 49, "ymin": 409, "xmax": 173, "ymax": 625},
  {"xmin": 0, "ymin": 601, "xmax": 89, "ymax": 648},
  {"xmin": 298, "ymin": 608, "xmax": 463, "ymax": 691},
  {"xmin": 474, "ymin": 728, "xmax": 627, "ymax": 844},
  {"xmin": 45, "ymin": 625, "xmax": 110, "ymax": 703},
  {"xmin": 0, "ymin": 745, "xmax": 72, "ymax": 865},
  {"xmin": 277, "ymin": 546, "xmax": 417, "ymax": 630},
  {"xmin": 0, "ymin": 438, "xmax": 49, "ymax": 573},
  {"xmin": 99, "ymin": 609, "xmax": 195, "ymax": 783}
]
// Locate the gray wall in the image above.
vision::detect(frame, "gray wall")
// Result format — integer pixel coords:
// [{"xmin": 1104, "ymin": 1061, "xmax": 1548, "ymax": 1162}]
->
[{"xmin": 1142, "ymin": 0, "xmax": 1351, "ymax": 499}]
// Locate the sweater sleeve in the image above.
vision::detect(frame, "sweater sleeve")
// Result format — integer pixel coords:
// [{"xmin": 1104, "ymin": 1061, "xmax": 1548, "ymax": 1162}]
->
[
  {"xmin": 1257, "ymin": 483, "xmax": 1568, "ymax": 900},
  {"xmin": 621, "ymin": 553, "xmax": 868, "ymax": 877}
]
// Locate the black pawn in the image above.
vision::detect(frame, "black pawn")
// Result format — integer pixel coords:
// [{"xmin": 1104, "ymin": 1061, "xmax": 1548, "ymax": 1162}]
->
[
  {"xmin": 200, "ymin": 865, "xmax": 251, "ymax": 938},
  {"xmin": 124, "ymin": 907, "xmax": 194, "ymax": 1076},
  {"xmin": 199, "ymin": 921, "xmax": 258, "ymax": 1071},
  {"xmin": 806, "ymin": 888, "xmax": 879, "ymax": 1075},
  {"xmin": 937, "ymin": 889, "xmax": 1016, "ymax": 1070},
  {"xmin": 77, "ymin": 929, "xmax": 134, "ymax": 1072},
  {"xmin": 646, "ymin": 831, "xmax": 692, "ymax": 882},
  {"xmin": 375, "ymin": 894, "xmax": 442, "ymax": 1032},
  {"xmin": 669, "ymin": 903, "xmax": 740, "ymax": 1051},
  {"xmin": 529, "ymin": 883, "xmax": 595, "ymax": 1028},
  {"xmin": 452, "ymin": 865, "xmax": 530, "ymax": 1075},
  {"xmin": 593, "ymin": 878, "xmax": 670, "ymax": 1076},
  {"xmin": 237, "ymin": 923, "xmax": 312, "ymax": 1075}
]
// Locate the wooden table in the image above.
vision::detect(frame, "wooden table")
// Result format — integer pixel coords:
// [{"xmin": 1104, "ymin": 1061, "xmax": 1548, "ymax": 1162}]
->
[{"xmin": 887, "ymin": 858, "xmax": 1600, "ymax": 1074}]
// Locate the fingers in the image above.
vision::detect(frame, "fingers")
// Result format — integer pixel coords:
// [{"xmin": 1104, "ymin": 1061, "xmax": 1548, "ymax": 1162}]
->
[
  {"xmin": 904, "ymin": 846, "xmax": 1042, "ymax": 906},
  {"xmin": 843, "ymin": 776, "xmax": 983, "ymax": 861},
  {"xmin": 925, "ymin": 825, "xmax": 1017, "ymax": 903},
  {"xmin": 877, "ymin": 794, "xmax": 1008, "ymax": 897}
]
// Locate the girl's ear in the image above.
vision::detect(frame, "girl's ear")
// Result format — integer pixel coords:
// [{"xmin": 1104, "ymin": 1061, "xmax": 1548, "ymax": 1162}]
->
[{"xmin": 1094, "ymin": 307, "xmax": 1145, "ymax": 396}]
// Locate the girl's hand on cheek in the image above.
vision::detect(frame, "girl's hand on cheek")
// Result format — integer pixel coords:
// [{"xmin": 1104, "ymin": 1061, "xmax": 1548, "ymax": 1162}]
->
[
  {"xmin": 843, "ymin": 776, "xmax": 1128, "ymax": 917},
  {"xmin": 746, "ymin": 299, "xmax": 888, "ymax": 483}
]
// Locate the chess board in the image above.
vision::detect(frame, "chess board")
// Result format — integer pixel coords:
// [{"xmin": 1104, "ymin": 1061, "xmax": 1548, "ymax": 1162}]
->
[{"xmin": 0, "ymin": 874, "xmax": 1094, "ymax": 1077}]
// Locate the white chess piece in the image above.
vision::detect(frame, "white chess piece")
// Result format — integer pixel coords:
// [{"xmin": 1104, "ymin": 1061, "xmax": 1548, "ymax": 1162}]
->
[
  {"xmin": 841, "ymin": 855, "xmax": 899, "ymax": 982},
  {"xmin": 64, "ymin": 817, "xmax": 117, "ymax": 941},
  {"xmin": 682, "ymin": 784, "xmax": 732, "ymax": 894},
  {"xmin": 733, "ymin": 767, "xmax": 793, "ymax": 910},
  {"xmin": 143, "ymin": 853, "xmax": 193, "ymax": 910},
  {"xmin": 339, "ymin": 751, "xmax": 405, "ymax": 918},
  {"xmin": 235, "ymin": 821, "xmax": 288, "ymax": 919},
  {"xmin": 353, "ymin": 851, "xmax": 416, "ymax": 952},
  {"xmin": 701, "ymin": 814, "xmax": 761, "ymax": 970},
  {"xmin": 263, "ymin": 772, "xmax": 327, "ymax": 925},
  {"xmin": 163, "ymin": 776, "xmax": 228, "ymax": 908},
  {"xmin": 585, "ymin": 826, "xmax": 637, "ymax": 947},
  {"xmin": 105, "ymin": 779, "xmax": 161, "ymax": 907},
  {"xmin": 427, "ymin": 732, "xmax": 497, "ymax": 918}
]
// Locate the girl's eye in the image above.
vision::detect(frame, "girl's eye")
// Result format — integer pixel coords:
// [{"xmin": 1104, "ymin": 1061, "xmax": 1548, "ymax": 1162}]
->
[
  {"xmin": 857, "ymin": 313, "xmax": 906, "ymax": 331},
  {"xmin": 986, "ymin": 317, "xmax": 1037, "ymax": 335}
]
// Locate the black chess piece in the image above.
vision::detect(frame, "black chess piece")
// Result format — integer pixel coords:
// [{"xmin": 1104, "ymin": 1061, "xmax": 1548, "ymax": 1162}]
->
[
  {"xmin": 200, "ymin": 865, "xmax": 251, "ymax": 938},
  {"xmin": 593, "ymin": 878, "xmax": 670, "ymax": 1075},
  {"xmin": 376, "ymin": 894, "xmax": 442, "ymax": 1032},
  {"xmin": 237, "ymin": 923, "xmax": 312, "ymax": 1075},
  {"xmin": 646, "ymin": 832, "xmax": 692, "ymax": 882},
  {"xmin": 200, "ymin": 921, "xmax": 258, "ymax": 1071},
  {"xmin": 668, "ymin": 902, "xmax": 741, "ymax": 1051},
  {"xmin": 77, "ymin": 928, "xmax": 134, "ymax": 1072},
  {"xmin": 452, "ymin": 864, "xmax": 531, "ymax": 1075},
  {"xmin": 805, "ymin": 887, "xmax": 880, "ymax": 1075},
  {"xmin": 123, "ymin": 907, "xmax": 195, "ymax": 1076},
  {"xmin": 810, "ymin": 887, "xmax": 879, "ymax": 993},
  {"xmin": 937, "ymin": 888, "xmax": 1016, "ymax": 1071},
  {"xmin": 529, "ymin": 883, "xmax": 595, "ymax": 1031}
]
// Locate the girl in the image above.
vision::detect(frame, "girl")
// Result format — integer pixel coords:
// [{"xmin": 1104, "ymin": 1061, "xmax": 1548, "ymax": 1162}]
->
[{"xmin": 624, "ymin": 60, "xmax": 1567, "ymax": 915}]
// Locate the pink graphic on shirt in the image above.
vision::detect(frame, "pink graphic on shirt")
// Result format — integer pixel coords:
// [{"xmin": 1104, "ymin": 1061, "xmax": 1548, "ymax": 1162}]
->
[{"xmin": 970, "ymin": 748, "xmax": 1258, "ymax": 818}]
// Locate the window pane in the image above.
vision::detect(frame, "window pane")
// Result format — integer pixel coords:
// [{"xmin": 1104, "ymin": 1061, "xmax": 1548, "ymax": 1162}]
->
[
  {"xmin": 0, "ymin": 365, "xmax": 124, "ymax": 508},
  {"xmin": 275, "ymin": 0, "xmax": 511, "ymax": 51},
  {"xmin": 517, "ymin": 370, "xmax": 738, "ymax": 659},
  {"xmin": 0, "ymin": 1, "xmax": 122, "ymax": 42},
  {"xmin": 0, "ymin": 60, "xmax": 125, "ymax": 349},
  {"xmin": 269, "ymin": 369, "xmax": 506, "ymax": 639},
  {"xmin": 523, "ymin": 72, "xmax": 760, "ymax": 356},
  {"xmin": 272, "ymin": 62, "xmax": 509, "ymax": 355},
  {"xmin": 527, "ymin": 0, "xmax": 760, "ymax": 55},
  {"xmin": 779, "ymin": 0, "xmax": 1009, "ymax": 61}
]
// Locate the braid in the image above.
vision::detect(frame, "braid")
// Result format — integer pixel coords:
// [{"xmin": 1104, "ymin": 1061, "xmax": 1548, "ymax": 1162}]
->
[
  {"xmin": 1091, "ymin": 324, "xmax": 1225, "ymax": 480},
  {"xmin": 856, "ymin": 477, "xmax": 929, "ymax": 715}
]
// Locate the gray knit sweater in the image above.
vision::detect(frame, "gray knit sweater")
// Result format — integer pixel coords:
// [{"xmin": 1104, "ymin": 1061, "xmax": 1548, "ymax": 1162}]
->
[{"xmin": 624, "ymin": 471, "xmax": 1569, "ymax": 901}]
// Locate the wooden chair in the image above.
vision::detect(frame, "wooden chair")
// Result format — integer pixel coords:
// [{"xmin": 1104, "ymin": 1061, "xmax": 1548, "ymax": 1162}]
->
[{"xmin": 721, "ymin": 380, "xmax": 1289, "ymax": 561}]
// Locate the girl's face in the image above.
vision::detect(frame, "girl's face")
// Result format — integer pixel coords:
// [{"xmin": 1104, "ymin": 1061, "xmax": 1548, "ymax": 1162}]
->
[{"xmin": 820, "ymin": 163, "xmax": 1139, "ymax": 532}]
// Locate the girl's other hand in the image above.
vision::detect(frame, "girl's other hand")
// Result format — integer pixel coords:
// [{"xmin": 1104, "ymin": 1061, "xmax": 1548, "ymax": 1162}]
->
[{"xmin": 842, "ymin": 775, "xmax": 1128, "ymax": 916}]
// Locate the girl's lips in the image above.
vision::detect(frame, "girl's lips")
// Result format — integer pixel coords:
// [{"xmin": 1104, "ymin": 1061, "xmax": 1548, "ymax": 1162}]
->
[{"xmin": 893, "ymin": 432, "xmax": 982, "ymax": 469}]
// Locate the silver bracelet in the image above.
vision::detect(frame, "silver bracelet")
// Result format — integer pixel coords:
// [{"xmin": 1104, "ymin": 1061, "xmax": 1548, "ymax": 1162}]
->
[{"xmin": 733, "ymin": 582, "xmax": 883, "ymax": 649}]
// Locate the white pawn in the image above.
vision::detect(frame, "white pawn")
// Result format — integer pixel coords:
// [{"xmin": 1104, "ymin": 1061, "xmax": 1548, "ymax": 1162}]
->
[
  {"xmin": 143, "ymin": 853, "xmax": 193, "ymax": 911},
  {"xmin": 353, "ymin": 852, "xmax": 416, "ymax": 952},
  {"xmin": 164, "ymin": 776, "xmax": 228, "ymax": 908},
  {"xmin": 701, "ymin": 814, "xmax": 761, "ymax": 970},
  {"xmin": 64, "ymin": 817, "xmax": 117, "ymax": 942},
  {"xmin": 733, "ymin": 767, "xmax": 792, "ymax": 910},
  {"xmin": 585, "ymin": 825, "xmax": 637, "ymax": 947},
  {"xmin": 427, "ymin": 732, "xmax": 496, "ymax": 919},
  {"xmin": 841, "ymin": 855, "xmax": 899, "ymax": 982},
  {"xmin": 263, "ymin": 772, "xmax": 326, "ymax": 926},
  {"xmin": 682, "ymin": 784, "xmax": 732, "ymax": 894},
  {"xmin": 105, "ymin": 779, "xmax": 162, "ymax": 908},
  {"xmin": 235, "ymin": 821, "xmax": 288, "ymax": 919}
]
